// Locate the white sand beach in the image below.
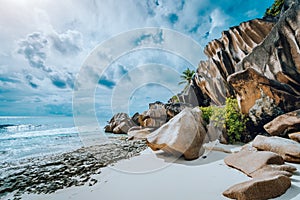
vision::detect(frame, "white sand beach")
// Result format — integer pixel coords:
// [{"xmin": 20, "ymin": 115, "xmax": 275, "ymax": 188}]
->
[{"xmin": 12, "ymin": 146, "xmax": 300, "ymax": 200}]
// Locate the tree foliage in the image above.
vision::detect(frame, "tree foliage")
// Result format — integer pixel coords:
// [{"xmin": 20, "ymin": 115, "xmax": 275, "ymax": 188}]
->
[
  {"xmin": 264, "ymin": 0, "xmax": 284, "ymax": 17},
  {"xmin": 179, "ymin": 68, "xmax": 195, "ymax": 85}
]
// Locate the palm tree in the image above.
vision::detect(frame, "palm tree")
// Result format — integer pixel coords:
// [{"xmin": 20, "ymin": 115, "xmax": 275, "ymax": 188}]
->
[{"xmin": 179, "ymin": 68, "xmax": 195, "ymax": 85}]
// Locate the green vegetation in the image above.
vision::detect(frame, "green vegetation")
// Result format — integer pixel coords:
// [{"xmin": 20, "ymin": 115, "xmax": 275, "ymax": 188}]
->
[
  {"xmin": 264, "ymin": 0, "xmax": 284, "ymax": 18},
  {"xmin": 199, "ymin": 106, "xmax": 213, "ymax": 124},
  {"xmin": 200, "ymin": 97, "xmax": 248, "ymax": 144},
  {"xmin": 179, "ymin": 68, "xmax": 195, "ymax": 85},
  {"xmin": 171, "ymin": 95, "xmax": 179, "ymax": 103}
]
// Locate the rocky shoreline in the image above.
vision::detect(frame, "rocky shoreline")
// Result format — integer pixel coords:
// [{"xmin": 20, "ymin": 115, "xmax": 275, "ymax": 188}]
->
[{"xmin": 0, "ymin": 137, "xmax": 147, "ymax": 200}]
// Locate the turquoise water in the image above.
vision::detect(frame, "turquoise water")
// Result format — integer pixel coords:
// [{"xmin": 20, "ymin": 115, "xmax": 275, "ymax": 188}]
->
[{"xmin": 0, "ymin": 116, "xmax": 112, "ymax": 163}]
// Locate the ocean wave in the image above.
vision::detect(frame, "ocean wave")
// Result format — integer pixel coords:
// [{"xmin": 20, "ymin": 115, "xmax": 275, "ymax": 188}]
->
[
  {"xmin": 0, "ymin": 124, "xmax": 41, "ymax": 133},
  {"xmin": 0, "ymin": 127, "xmax": 79, "ymax": 140}
]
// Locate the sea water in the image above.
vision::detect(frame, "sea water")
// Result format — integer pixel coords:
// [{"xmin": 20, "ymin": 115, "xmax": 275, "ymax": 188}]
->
[{"xmin": 0, "ymin": 116, "xmax": 111, "ymax": 163}]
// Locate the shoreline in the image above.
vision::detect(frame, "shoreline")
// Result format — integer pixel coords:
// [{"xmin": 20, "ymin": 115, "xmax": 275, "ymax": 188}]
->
[
  {"xmin": 0, "ymin": 136, "xmax": 147, "ymax": 200},
  {"xmin": 3, "ymin": 143, "xmax": 300, "ymax": 200}
]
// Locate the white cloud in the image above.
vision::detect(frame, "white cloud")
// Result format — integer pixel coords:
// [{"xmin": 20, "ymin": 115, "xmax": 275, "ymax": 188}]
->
[
  {"xmin": 209, "ymin": 9, "xmax": 229, "ymax": 35},
  {"xmin": 0, "ymin": 0, "xmax": 273, "ymax": 116},
  {"xmin": 245, "ymin": 9, "xmax": 259, "ymax": 18}
]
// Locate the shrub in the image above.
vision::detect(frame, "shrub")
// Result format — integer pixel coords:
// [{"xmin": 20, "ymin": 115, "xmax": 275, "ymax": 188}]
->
[
  {"xmin": 171, "ymin": 95, "xmax": 179, "ymax": 103},
  {"xmin": 225, "ymin": 98, "xmax": 248, "ymax": 143},
  {"xmin": 200, "ymin": 97, "xmax": 248, "ymax": 144},
  {"xmin": 199, "ymin": 106, "xmax": 213, "ymax": 124}
]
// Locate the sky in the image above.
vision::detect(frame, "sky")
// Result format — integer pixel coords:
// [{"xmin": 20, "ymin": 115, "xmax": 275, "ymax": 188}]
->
[{"xmin": 0, "ymin": 0, "xmax": 274, "ymax": 122}]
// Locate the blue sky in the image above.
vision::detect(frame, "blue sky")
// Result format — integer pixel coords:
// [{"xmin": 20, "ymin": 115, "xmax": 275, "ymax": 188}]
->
[{"xmin": 0, "ymin": 0, "xmax": 273, "ymax": 119}]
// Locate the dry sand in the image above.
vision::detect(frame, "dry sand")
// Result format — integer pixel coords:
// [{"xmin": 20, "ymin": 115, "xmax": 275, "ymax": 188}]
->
[{"xmin": 7, "ymin": 145, "xmax": 300, "ymax": 200}]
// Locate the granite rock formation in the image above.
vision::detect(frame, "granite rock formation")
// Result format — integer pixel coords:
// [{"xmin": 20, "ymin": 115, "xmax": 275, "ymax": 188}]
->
[
  {"xmin": 146, "ymin": 107, "xmax": 207, "ymax": 160},
  {"xmin": 104, "ymin": 113, "xmax": 137, "ymax": 134},
  {"xmin": 196, "ymin": 19, "xmax": 275, "ymax": 105}
]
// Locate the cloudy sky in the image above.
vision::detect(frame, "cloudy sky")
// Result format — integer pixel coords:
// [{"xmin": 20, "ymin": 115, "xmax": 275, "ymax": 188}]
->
[{"xmin": 0, "ymin": 0, "xmax": 273, "ymax": 122}]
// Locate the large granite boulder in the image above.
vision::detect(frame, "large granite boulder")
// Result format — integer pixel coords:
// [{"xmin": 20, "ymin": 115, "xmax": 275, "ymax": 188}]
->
[
  {"xmin": 104, "ymin": 113, "xmax": 136, "ymax": 134},
  {"xmin": 264, "ymin": 109, "xmax": 300, "ymax": 137},
  {"xmin": 252, "ymin": 135, "xmax": 300, "ymax": 163},
  {"xmin": 146, "ymin": 107, "xmax": 207, "ymax": 160},
  {"xmin": 223, "ymin": 175, "xmax": 291, "ymax": 200}
]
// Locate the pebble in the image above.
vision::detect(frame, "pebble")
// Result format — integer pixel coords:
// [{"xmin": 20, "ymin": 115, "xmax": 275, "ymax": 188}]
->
[{"xmin": 0, "ymin": 137, "xmax": 147, "ymax": 199}]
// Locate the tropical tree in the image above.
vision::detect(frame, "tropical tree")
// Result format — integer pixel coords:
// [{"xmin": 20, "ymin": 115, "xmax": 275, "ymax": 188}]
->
[{"xmin": 178, "ymin": 68, "xmax": 195, "ymax": 85}]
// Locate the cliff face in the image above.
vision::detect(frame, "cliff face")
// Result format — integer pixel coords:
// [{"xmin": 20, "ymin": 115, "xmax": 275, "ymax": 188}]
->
[
  {"xmin": 237, "ymin": 2, "xmax": 300, "ymax": 95},
  {"xmin": 196, "ymin": 19, "xmax": 275, "ymax": 105},
  {"xmin": 230, "ymin": 1, "xmax": 300, "ymax": 115},
  {"xmin": 195, "ymin": 0, "xmax": 300, "ymax": 132}
]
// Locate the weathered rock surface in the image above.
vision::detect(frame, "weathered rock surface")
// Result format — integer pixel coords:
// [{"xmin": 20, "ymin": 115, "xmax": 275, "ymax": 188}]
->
[
  {"xmin": 142, "ymin": 102, "xmax": 167, "ymax": 128},
  {"xmin": 264, "ymin": 109, "xmax": 300, "ymax": 136},
  {"xmin": 0, "ymin": 138, "xmax": 147, "ymax": 199},
  {"xmin": 164, "ymin": 102, "xmax": 192, "ymax": 120},
  {"xmin": 238, "ymin": 2, "xmax": 300, "ymax": 97},
  {"xmin": 223, "ymin": 175, "xmax": 291, "ymax": 200},
  {"xmin": 194, "ymin": 1, "xmax": 300, "ymax": 136},
  {"xmin": 289, "ymin": 132, "xmax": 300, "ymax": 142},
  {"xmin": 227, "ymin": 1, "xmax": 300, "ymax": 124},
  {"xmin": 105, "ymin": 113, "xmax": 136, "ymax": 134},
  {"xmin": 223, "ymin": 145, "xmax": 296, "ymax": 200},
  {"xmin": 177, "ymin": 78, "xmax": 210, "ymax": 107},
  {"xmin": 127, "ymin": 127, "xmax": 152, "ymax": 140},
  {"xmin": 146, "ymin": 107, "xmax": 206, "ymax": 160},
  {"xmin": 196, "ymin": 19, "xmax": 274, "ymax": 105},
  {"xmin": 252, "ymin": 135, "xmax": 300, "ymax": 163},
  {"xmin": 228, "ymin": 67, "xmax": 299, "ymax": 115},
  {"xmin": 224, "ymin": 148, "xmax": 285, "ymax": 177}
]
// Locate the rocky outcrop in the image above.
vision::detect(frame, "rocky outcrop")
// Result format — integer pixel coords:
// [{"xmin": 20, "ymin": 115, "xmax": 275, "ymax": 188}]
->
[
  {"xmin": 177, "ymin": 78, "xmax": 210, "ymax": 107},
  {"xmin": 264, "ymin": 109, "xmax": 300, "ymax": 136},
  {"xmin": 146, "ymin": 107, "xmax": 207, "ymax": 160},
  {"xmin": 164, "ymin": 102, "xmax": 192, "ymax": 120},
  {"xmin": 223, "ymin": 175, "xmax": 291, "ymax": 200},
  {"xmin": 142, "ymin": 102, "xmax": 167, "ymax": 128},
  {"xmin": 228, "ymin": 2, "xmax": 300, "ymax": 123},
  {"xmin": 196, "ymin": 19, "xmax": 275, "ymax": 105},
  {"xmin": 238, "ymin": 2, "xmax": 300, "ymax": 96},
  {"xmin": 252, "ymin": 135, "xmax": 300, "ymax": 163},
  {"xmin": 194, "ymin": 1, "xmax": 300, "ymax": 136},
  {"xmin": 105, "ymin": 113, "xmax": 137, "ymax": 134}
]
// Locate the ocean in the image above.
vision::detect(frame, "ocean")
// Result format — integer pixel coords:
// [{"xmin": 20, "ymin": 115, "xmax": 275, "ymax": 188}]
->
[{"xmin": 0, "ymin": 116, "xmax": 112, "ymax": 163}]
